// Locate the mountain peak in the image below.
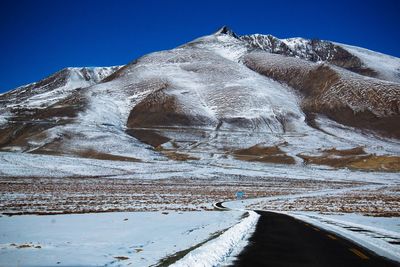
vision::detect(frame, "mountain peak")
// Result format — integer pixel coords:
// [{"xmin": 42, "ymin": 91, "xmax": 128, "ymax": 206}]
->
[{"xmin": 214, "ymin": 25, "xmax": 238, "ymax": 38}]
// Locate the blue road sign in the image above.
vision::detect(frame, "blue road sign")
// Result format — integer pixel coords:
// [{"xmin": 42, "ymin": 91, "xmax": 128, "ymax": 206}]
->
[{"xmin": 236, "ymin": 191, "xmax": 245, "ymax": 199}]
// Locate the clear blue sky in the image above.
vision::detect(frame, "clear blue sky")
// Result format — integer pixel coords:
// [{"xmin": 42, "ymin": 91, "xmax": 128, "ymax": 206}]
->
[{"xmin": 1, "ymin": 0, "xmax": 399, "ymax": 93}]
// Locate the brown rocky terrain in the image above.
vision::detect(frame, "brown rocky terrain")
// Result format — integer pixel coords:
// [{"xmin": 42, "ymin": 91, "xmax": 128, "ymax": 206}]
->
[
  {"xmin": 233, "ymin": 145, "xmax": 295, "ymax": 165},
  {"xmin": 242, "ymin": 52, "xmax": 400, "ymax": 138},
  {"xmin": 298, "ymin": 147, "xmax": 400, "ymax": 172},
  {"xmin": 240, "ymin": 34, "xmax": 379, "ymax": 78}
]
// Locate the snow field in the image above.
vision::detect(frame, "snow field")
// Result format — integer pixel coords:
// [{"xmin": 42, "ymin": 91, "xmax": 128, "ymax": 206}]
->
[{"xmin": 0, "ymin": 210, "xmax": 246, "ymax": 267}]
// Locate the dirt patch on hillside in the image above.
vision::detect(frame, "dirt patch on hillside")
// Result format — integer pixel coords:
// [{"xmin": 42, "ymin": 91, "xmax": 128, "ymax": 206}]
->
[
  {"xmin": 232, "ymin": 145, "xmax": 295, "ymax": 165},
  {"xmin": 126, "ymin": 88, "xmax": 214, "ymax": 148},
  {"xmin": 155, "ymin": 146, "xmax": 199, "ymax": 161},
  {"xmin": 307, "ymin": 104, "xmax": 400, "ymax": 139},
  {"xmin": 348, "ymin": 155, "xmax": 400, "ymax": 172},
  {"xmin": 0, "ymin": 91, "xmax": 87, "ymax": 151},
  {"xmin": 77, "ymin": 150, "xmax": 141, "ymax": 162},
  {"xmin": 0, "ymin": 123, "xmax": 54, "ymax": 151},
  {"xmin": 127, "ymin": 90, "xmax": 212, "ymax": 128},
  {"xmin": 29, "ymin": 135, "xmax": 141, "ymax": 162},
  {"xmin": 126, "ymin": 128, "xmax": 171, "ymax": 147},
  {"xmin": 323, "ymin": 147, "xmax": 367, "ymax": 156},
  {"xmin": 162, "ymin": 151, "xmax": 199, "ymax": 161},
  {"xmin": 298, "ymin": 147, "xmax": 400, "ymax": 172}
]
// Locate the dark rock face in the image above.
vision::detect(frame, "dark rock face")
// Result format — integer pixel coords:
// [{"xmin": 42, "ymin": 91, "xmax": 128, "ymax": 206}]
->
[
  {"xmin": 241, "ymin": 34, "xmax": 294, "ymax": 55},
  {"xmin": 214, "ymin": 25, "xmax": 239, "ymax": 38},
  {"xmin": 0, "ymin": 69, "xmax": 70, "ymax": 106},
  {"xmin": 240, "ymin": 35, "xmax": 378, "ymax": 78}
]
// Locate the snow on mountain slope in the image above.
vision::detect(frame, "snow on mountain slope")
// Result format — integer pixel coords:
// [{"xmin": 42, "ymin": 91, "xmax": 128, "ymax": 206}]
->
[
  {"xmin": 242, "ymin": 51, "xmax": 400, "ymax": 138},
  {"xmin": 187, "ymin": 30, "xmax": 248, "ymax": 61},
  {"xmin": 126, "ymin": 42, "xmax": 304, "ymax": 133},
  {"xmin": 49, "ymin": 39, "xmax": 304, "ymax": 160},
  {"xmin": 0, "ymin": 66, "xmax": 121, "ymax": 109},
  {"xmin": 336, "ymin": 43, "xmax": 400, "ymax": 83},
  {"xmin": 0, "ymin": 66, "xmax": 133, "ymax": 157},
  {"xmin": 47, "ymin": 77, "xmax": 162, "ymax": 160},
  {"xmin": 240, "ymin": 34, "xmax": 292, "ymax": 56},
  {"xmin": 0, "ymin": 26, "xmax": 399, "ymax": 168},
  {"xmin": 241, "ymin": 33, "xmax": 400, "ymax": 83},
  {"xmin": 281, "ymin": 37, "xmax": 347, "ymax": 63}
]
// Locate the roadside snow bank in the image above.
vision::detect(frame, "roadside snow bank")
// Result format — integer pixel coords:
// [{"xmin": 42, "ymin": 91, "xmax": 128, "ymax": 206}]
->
[{"xmin": 171, "ymin": 210, "xmax": 260, "ymax": 267}]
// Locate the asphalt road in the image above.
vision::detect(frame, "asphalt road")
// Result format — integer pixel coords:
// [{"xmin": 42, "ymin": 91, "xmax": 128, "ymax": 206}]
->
[{"xmin": 232, "ymin": 211, "xmax": 399, "ymax": 267}]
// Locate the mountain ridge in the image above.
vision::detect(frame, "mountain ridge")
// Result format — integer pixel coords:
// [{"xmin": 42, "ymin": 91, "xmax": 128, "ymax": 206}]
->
[{"xmin": 0, "ymin": 27, "xmax": 399, "ymax": 169}]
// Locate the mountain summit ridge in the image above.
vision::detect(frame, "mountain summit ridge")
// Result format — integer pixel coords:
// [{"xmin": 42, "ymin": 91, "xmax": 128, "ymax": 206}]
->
[{"xmin": 214, "ymin": 25, "xmax": 239, "ymax": 38}]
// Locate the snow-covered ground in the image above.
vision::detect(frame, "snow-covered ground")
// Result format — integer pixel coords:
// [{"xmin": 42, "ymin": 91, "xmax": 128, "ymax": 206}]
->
[
  {"xmin": 2, "ymin": 182, "xmax": 397, "ymax": 266},
  {"xmin": 0, "ymin": 210, "xmax": 254, "ymax": 267},
  {"xmin": 337, "ymin": 42, "xmax": 400, "ymax": 83}
]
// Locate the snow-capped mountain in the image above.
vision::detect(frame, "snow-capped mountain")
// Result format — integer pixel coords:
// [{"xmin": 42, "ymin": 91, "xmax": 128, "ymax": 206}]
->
[
  {"xmin": 240, "ymin": 32, "xmax": 400, "ymax": 83},
  {"xmin": 0, "ymin": 26, "xmax": 399, "ymax": 165},
  {"xmin": 0, "ymin": 66, "xmax": 121, "ymax": 109}
]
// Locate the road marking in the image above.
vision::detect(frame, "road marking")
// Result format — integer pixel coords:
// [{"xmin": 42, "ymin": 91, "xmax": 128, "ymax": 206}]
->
[
  {"xmin": 327, "ymin": 234, "xmax": 337, "ymax": 240},
  {"xmin": 349, "ymin": 248, "xmax": 370, "ymax": 260},
  {"xmin": 312, "ymin": 227, "xmax": 320, "ymax": 232}
]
